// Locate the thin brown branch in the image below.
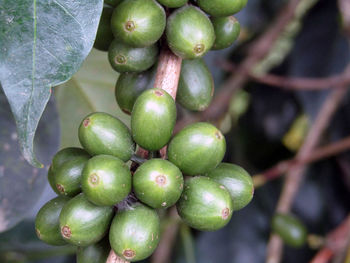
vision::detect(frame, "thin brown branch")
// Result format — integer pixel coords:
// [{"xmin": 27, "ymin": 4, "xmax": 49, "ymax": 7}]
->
[
  {"xmin": 175, "ymin": 0, "xmax": 302, "ymax": 133},
  {"xmin": 310, "ymin": 215, "xmax": 350, "ymax": 263},
  {"xmin": 266, "ymin": 87, "xmax": 348, "ymax": 263},
  {"xmin": 253, "ymin": 135, "xmax": 350, "ymax": 187},
  {"xmin": 151, "ymin": 207, "xmax": 180, "ymax": 263},
  {"xmin": 218, "ymin": 60, "xmax": 350, "ymax": 90}
]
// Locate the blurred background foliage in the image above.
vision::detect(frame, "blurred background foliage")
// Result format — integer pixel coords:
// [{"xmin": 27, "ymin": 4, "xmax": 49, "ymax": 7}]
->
[{"xmin": 1, "ymin": 0, "xmax": 350, "ymax": 262}]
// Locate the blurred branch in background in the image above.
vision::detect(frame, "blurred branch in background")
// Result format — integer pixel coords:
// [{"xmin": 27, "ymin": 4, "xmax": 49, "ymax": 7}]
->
[
  {"xmin": 253, "ymin": 135, "xmax": 350, "ymax": 188},
  {"xmin": 309, "ymin": 215, "xmax": 350, "ymax": 263},
  {"xmin": 218, "ymin": 60, "xmax": 350, "ymax": 91}
]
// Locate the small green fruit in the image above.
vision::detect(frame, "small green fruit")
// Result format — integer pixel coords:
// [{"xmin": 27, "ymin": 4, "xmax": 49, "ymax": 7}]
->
[
  {"xmin": 177, "ymin": 176, "xmax": 233, "ymax": 231},
  {"xmin": 157, "ymin": 0, "xmax": 187, "ymax": 8},
  {"xmin": 177, "ymin": 59, "xmax": 214, "ymax": 111},
  {"xmin": 108, "ymin": 40, "xmax": 158, "ymax": 73},
  {"xmin": 94, "ymin": 6, "xmax": 114, "ymax": 51},
  {"xmin": 133, "ymin": 159, "xmax": 184, "ymax": 208},
  {"xmin": 52, "ymin": 147, "xmax": 90, "ymax": 173},
  {"xmin": 54, "ymin": 155, "xmax": 90, "ymax": 197},
  {"xmin": 211, "ymin": 16, "xmax": 240, "ymax": 50},
  {"xmin": 271, "ymin": 213, "xmax": 307, "ymax": 248},
  {"xmin": 115, "ymin": 67, "xmax": 156, "ymax": 114},
  {"xmin": 131, "ymin": 89, "xmax": 176, "ymax": 150},
  {"xmin": 105, "ymin": 0, "xmax": 122, "ymax": 7},
  {"xmin": 48, "ymin": 165, "xmax": 60, "ymax": 195},
  {"xmin": 35, "ymin": 196, "xmax": 70, "ymax": 246},
  {"xmin": 111, "ymin": 0, "xmax": 166, "ymax": 47},
  {"xmin": 197, "ymin": 0, "xmax": 245, "ymax": 17},
  {"xmin": 206, "ymin": 163, "xmax": 253, "ymax": 211},
  {"xmin": 77, "ymin": 237, "xmax": 110, "ymax": 263},
  {"xmin": 79, "ymin": 112, "xmax": 135, "ymax": 162},
  {"xmin": 166, "ymin": 6, "xmax": 215, "ymax": 59},
  {"xmin": 168, "ymin": 122, "xmax": 226, "ymax": 176},
  {"xmin": 59, "ymin": 194, "xmax": 114, "ymax": 246},
  {"xmin": 82, "ymin": 155, "xmax": 132, "ymax": 206},
  {"xmin": 109, "ymin": 203, "xmax": 160, "ymax": 261}
]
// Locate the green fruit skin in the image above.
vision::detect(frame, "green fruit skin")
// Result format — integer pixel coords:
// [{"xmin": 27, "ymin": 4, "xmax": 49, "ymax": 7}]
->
[
  {"xmin": 131, "ymin": 88, "xmax": 176, "ymax": 151},
  {"xmin": 77, "ymin": 237, "xmax": 110, "ymax": 263},
  {"xmin": 168, "ymin": 122, "xmax": 226, "ymax": 176},
  {"xmin": 108, "ymin": 40, "xmax": 158, "ymax": 73},
  {"xmin": 48, "ymin": 165, "xmax": 61, "ymax": 195},
  {"xmin": 177, "ymin": 59, "xmax": 214, "ymax": 111},
  {"xmin": 109, "ymin": 203, "xmax": 160, "ymax": 261},
  {"xmin": 211, "ymin": 16, "xmax": 240, "ymax": 50},
  {"xmin": 105, "ymin": 0, "xmax": 122, "ymax": 7},
  {"xmin": 133, "ymin": 159, "xmax": 184, "ymax": 209},
  {"xmin": 157, "ymin": 0, "xmax": 187, "ymax": 8},
  {"xmin": 206, "ymin": 163, "xmax": 253, "ymax": 211},
  {"xmin": 197, "ymin": 0, "xmax": 244, "ymax": 17},
  {"xmin": 78, "ymin": 112, "xmax": 135, "ymax": 162},
  {"xmin": 94, "ymin": 6, "xmax": 115, "ymax": 51},
  {"xmin": 166, "ymin": 6, "xmax": 215, "ymax": 59},
  {"xmin": 176, "ymin": 176, "xmax": 233, "ymax": 231},
  {"xmin": 52, "ymin": 147, "xmax": 90, "ymax": 173},
  {"xmin": 35, "ymin": 196, "xmax": 70, "ymax": 246},
  {"xmin": 81, "ymin": 155, "xmax": 132, "ymax": 206},
  {"xmin": 271, "ymin": 213, "xmax": 307, "ymax": 248},
  {"xmin": 54, "ymin": 155, "xmax": 90, "ymax": 197},
  {"xmin": 59, "ymin": 194, "xmax": 114, "ymax": 246},
  {"xmin": 111, "ymin": 0, "xmax": 166, "ymax": 47},
  {"xmin": 115, "ymin": 67, "xmax": 156, "ymax": 114}
]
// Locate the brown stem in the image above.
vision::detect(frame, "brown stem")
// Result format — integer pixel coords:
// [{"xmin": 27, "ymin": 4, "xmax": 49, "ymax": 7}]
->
[
  {"xmin": 253, "ymin": 135, "xmax": 350, "ymax": 187},
  {"xmin": 310, "ymin": 215, "xmax": 350, "ymax": 263},
  {"xmin": 266, "ymin": 87, "xmax": 348, "ymax": 263},
  {"xmin": 107, "ymin": 46, "xmax": 182, "ymax": 263},
  {"xmin": 218, "ymin": 60, "xmax": 350, "ymax": 91}
]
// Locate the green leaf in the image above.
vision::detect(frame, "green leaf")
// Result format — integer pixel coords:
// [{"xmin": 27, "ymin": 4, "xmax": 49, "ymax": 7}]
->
[
  {"xmin": 0, "ymin": 0, "xmax": 104, "ymax": 167},
  {"xmin": 0, "ymin": 89, "xmax": 60, "ymax": 233},
  {"xmin": 55, "ymin": 49, "xmax": 130, "ymax": 148}
]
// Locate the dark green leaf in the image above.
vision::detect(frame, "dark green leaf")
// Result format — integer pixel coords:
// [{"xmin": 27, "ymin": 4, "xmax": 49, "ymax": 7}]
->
[{"xmin": 0, "ymin": 0, "xmax": 103, "ymax": 167}]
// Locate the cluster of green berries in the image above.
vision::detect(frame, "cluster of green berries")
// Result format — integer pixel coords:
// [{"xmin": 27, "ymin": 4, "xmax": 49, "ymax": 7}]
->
[
  {"xmin": 35, "ymin": 103, "xmax": 254, "ymax": 261},
  {"xmin": 95, "ymin": 0, "xmax": 242, "ymax": 113},
  {"xmin": 34, "ymin": 0, "xmax": 252, "ymax": 262}
]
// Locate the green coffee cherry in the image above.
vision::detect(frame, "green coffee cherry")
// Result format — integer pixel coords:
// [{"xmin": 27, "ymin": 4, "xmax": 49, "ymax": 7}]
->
[
  {"xmin": 108, "ymin": 40, "xmax": 158, "ymax": 73},
  {"xmin": 35, "ymin": 196, "xmax": 70, "ymax": 246},
  {"xmin": 206, "ymin": 163, "xmax": 253, "ymax": 211},
  {"xmin": 59, "ymin": 194, "xmax": 114, "ymax": 246},
  {"xmin": 157, "ymin": 0, "xmax": 187, "ymax": 8},
  {"xmin": 168, "ymin": 122, "xmax": 226, "ymax": 176},
  {"xmin": 109, "ymin": 203, "xmax": 160, "ymax": 261},
  {"xmin": 131, "ymin": 89, "xmax": 176, "ymax": 150},
  {"xmin": 133, "ymin": 159, "xmax": 184, "ymax": 209},
  {"xmin": 104, "ymin": 0, "xmax": 122, "ymax": 7},
  {"xmin": 271, "ymin": 213, "xmax": 307, "ymax": 248},
  {"xmin": 81, "ymin": 155, "xmax": 132, "ymax": 206},
  {"xmin": 177, "ymin": 176, "xmax": 233, "ymax": 231},
  {"xmin": 48, "ymin": 165, "xmax": 60, "ymax": 195},
  {"xmin": 78, "ymin": 112, "xmax": 135, "ymax": 162},
  {"xmin": 51, "ymin": 147, "xmax": 90, "ymax": 173},
  {"xmin": 166, "ymin": 6, "xmax": 215, "ymax": 59},
  {"xmin": 94, "ymin": 6, "xmax": 114, "ymax": 51},
  {"xmin": 54, "ymin": 155, "xmax": 90, "ymax": 197},
  {"xmin": 197, "ymin": 0, "xmax": 245, "ymax": 17},
  {"xmin": 177, "ymin": 59, "xmax": 214, "ymax": 111},
  {"xmin": 211, "ymin": 16, "xmax": 240, "ymax": 50},
  {"xmin": 77, "ymin": 237, "xmax": 110, "ymax": 263},
  {"xmin": 111, "ymin": 0, "xmax": 166, "ymax": 47},
  {"xmin": 115, "ymin": 67, "xmax": 156, "ymax": 114}
]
